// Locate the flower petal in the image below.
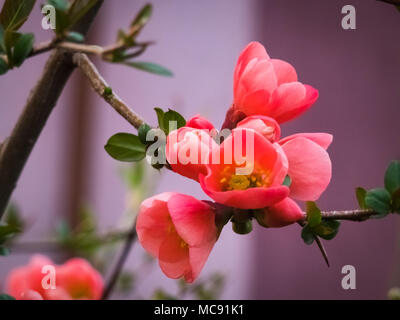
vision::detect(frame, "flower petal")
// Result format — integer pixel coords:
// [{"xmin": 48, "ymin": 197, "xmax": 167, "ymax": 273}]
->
[
  {"xmin": 168, "ymin": 194, "xmax": 217, "ymax": 247},
  {"xmin": 279, "ymin": 133, "xmax": 333, "ymax": 150},
  {"xmin": 282, "ymin": 137, "xmax": 332, "ymax": 201},
  {"xmin": 259, "ymin": 197, "xmax": 305, "ymax": 228},
  {"xmin": 271, "ymin": 59, "xmax": 298, "ymax": 85}
]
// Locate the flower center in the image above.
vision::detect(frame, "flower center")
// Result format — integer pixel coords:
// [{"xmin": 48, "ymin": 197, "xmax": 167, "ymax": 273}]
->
[{"xmin": 219, "ymin": 166, "xmax": 271, "ymax": 191}]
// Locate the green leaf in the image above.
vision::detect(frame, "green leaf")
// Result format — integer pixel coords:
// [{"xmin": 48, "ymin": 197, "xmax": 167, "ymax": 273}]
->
[
  {"xmin": 0, "ymin": 294, "xmax": 15, "ymax": 300},
  {"xmin": 306, "ymin": 201, "xmax": 322, "ymax": 228},
  {"xmin": 68, "ymin": 0, "xmax": 99, "ymax": 28},
  {"xmin": 313, "ymin": 220, "xmax": 340, "ymax": 240},
  {"xmin": 105, "ymin": 133, "xmax": 146, "ymax": 162},
  {"xmin": 0, "ymin": 24, "xmax": 5, "ymax": 53},
  {"xmin": 385, "ymin": 160, "xmax": 400, "ymax": 195},
  {"xmin": 12, "ymin": 32, "xmax": 33, "ymax": 67},
  {"xmin": 301, "ymin": 225, "xmax": 314, "ymax": 245},
  {"xmin": 365, "ymin": 188, "xmax": 392, "ymax": 217},
  {"xmin": 0, "ymin": 56, "xmax": 8, "ymax": 75},
  {"xmin": 282, "ymin": 175, "xmax": 292, "ymax": 187},
  {"xmin": 154, "ymin": 107, "xmax": 165, "ymax": 131},
  {"xmin": 124, "ymin": 61, "xmax": 173, "ymax": 77},
  {"xmin": 0, "ymin": 0, "xmax": 36, "ymax": 31},
  {"xmin": 0, "ymin": 246, "xmax": 10, "ymax": 256},
  {"xmin": 131, "ymin": 4, "xmax": 152, "ymax": 27},
  {"xmin": 130, "ymin": 3, "xmax": 152, "ymax": 37},
  {"xmin": 48, "ymin": 0, "xmax": 69, "ymax": 11},
  {"xmin": 355, "ymin": 187, "xmax": 367, "ymax": 209},
  {"xmin": 5, "ymin": 204, "xmax": 24, "ymax": 231},
  {"xmin": 0, "ymin": 224, "xmax": 20, "ymax": 241},
  {"xmin": 65, "ymin": 31, "xmax": 85, "ymax": 43},
  {"xmin": 163, "ymin": 109, "xmax": 186, "ymax": 134},
  {"xmin": 138, "ymin": 123, "xmax": 151, "ymax": 145}
]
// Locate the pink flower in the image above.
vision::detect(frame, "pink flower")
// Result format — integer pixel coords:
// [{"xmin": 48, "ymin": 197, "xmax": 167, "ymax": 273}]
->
[
  {"xmin": 223, "ymin": 42, "xmax": 318, "ymax": 128},
  {"xmin": 255, "ymin": 197, "xmax": 305, "ymax": 228},
  {"xmin": 166, "ymin": 121, "xmax": 218, "ymax": 181},
  {"xmin": 136, "ymin": 192, "xmax": 218, "ymax": 283},
  {"xmin": 235, "ymin": 115, "xmax": 332, "ymax": 201},
  {"xmin": 199, "ymin": 128, "xmax": 289, "ymax": 209},
  {"xmin": 6, "ymin": 255, "xmax": 104, "ymax": 300},
  {"xmin": 186, "ymin": 114, "xmax": 216, "ymax": 131},
  {"xmin": 236, "ymin": 115, "xmax": 281, "ymax": 142}
]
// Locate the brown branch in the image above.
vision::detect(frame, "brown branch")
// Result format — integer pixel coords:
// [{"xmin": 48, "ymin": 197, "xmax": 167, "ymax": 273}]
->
[
  {"xmin": 0, "ymin": 1, "xmax": 104, "ymax": 218},
  {"xmin": 73, "ymin": 53, "xmax": 144, "ymax": 129},
  {"xmin": 377, "ymin": 0, "xmax": 400, "ymax": 5},
  {"xmin": 102, "ymin": 219, "xmax": 137, "ymax": 300}
]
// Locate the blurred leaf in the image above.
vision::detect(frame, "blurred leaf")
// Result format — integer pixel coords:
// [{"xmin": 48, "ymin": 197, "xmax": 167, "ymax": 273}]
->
[
  {"xmin": 5, "ymin": 204, "xmax": 24, "ymax": 232},
  {"xmin": 282, "ymin": 175, "xmax": 292, "ymax": 187},
  {"xmin": 123, "ymin": 161, "xmax": 145, "ymax": 189},
  {"xmin": 0, "ymin": 0, "xmax": 36, "ymax": 31},
  {"xmin": 105, "ymin": 133, "xmax": 146, "ymax": 162},
  {"xmin": 0, "ymin": 56, "xmax": 8, "ymax": 75},
  {"xmin": 68, "ymin": 0, "xmax": 98, "ymax": 28},
  {"xmin": 123, "ymin": 61, "xmax": 173, "ymax": 77},
  {"xmin": 154, "ymin": 107, "xmax": 165, "ymax": 131},
  {"xmin": 0, "ymin": 294, "xmax": 15, "ymax": 300},
  {"xmin": 365, "ymin": 188, "xmax": 392, "ymax": 217},
  {"xmin": 65, "ymin": 31, "xmax": 84, "ymax": 43},
  {"xmin": 0, "ymin": 224, "xmax": 20, "ymax": 242},
  {"xmin": 138, "ymin": 123, "xmax": 151, "ymax": 145},
  {"xmin": 117, "ymin": 271, "xmax": 135, "ymax": 293},
  {"xmin": 301, "ymin": 224, "xmax": 314, "ymax": 245},
  {"xmin": 12, "ymin": 32, "xmax": 33, "ymax": 67},
  {"xmin": 48, "ymin": 0, "xmax": 68, "ymax": 11},
  {"xmin": 163, "ymin": 109, "xmax": 186, "ymax": 134},
  {"xmin": 312, "ymin": 220, "xmax": 340, "ymax": 240},
  {"xmin": 0, "ymin": 25, "xmax": 5, "ymax": 53},
  {"xmin": 0, "ymin": 246, "xmax": 10, "ymax": 256},
  {"xmin": 152, "ymin": 289, "xmax": 177, "ymax": 300},
  {"xmin": 388, "ymin": 287, "xmax": 400, "ymax": 300},
  {"xmin": 385, "ymin": 160, "xmax": 400, "ymax": 195},
  {"xmin": 131, "ymin": 4, "xmax": 152, "ymax": 28},
  {"xmin": 306, "ymin": 201, "xmax": 321, "ymax": 228},
  {"xmin": 355, "ymin": 187, "xmax": 367, "ymax": 209}
]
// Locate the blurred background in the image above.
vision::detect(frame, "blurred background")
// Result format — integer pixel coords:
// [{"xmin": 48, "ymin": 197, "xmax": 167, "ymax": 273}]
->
[{"xmin": 1, "ymin": 0, "xmax": 400, "ymax": 299}]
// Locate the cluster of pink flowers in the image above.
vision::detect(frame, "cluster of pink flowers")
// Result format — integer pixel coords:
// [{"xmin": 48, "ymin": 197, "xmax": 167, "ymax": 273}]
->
[
  {"xmin": 6, "ymin": 255, "xmax": 103, "ymax": 300},
  {"xmin": 137, "ymin": 42, "xmax": 332, "ymax": 282}
]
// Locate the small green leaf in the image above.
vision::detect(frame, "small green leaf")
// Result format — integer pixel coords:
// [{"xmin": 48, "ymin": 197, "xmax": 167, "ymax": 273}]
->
[
  {"xmin": 313, "ymin": 220, "xmax": 340, "ymax": 240},
  {"xmin": 138, "ymin": 123, "xmax": 151, "ymax": 145},
  {"xmin": 0, "ymin": 25, "xmax": 5, "ymax": 53},
  {"xmin": 154, "ymin": 107, "xmax": 165, "ymax": 131},
  {"xmin": 0, "ymin": 246, "xmax": 10, "ymax": 256},
  {"xmin": 65, "ymin": 31, "xmax": 85, "ymax": 43},
  {"xmin": 355, "ymin": 187, "xmax": 367, "ymax": 209},
  {"xmin": 301, "ymin": 225, "xmax": 314, "ymax": 245},
  {"xmin": 306, "ymin": 201, "xmax": 322, "ymax": 228},
  {"xmin": 0, "ymin": 0, "xmax": 36, "ymax": 31},
  {"xmin": 163, "ymin": 109, "xmax": 186, "ymax": 134},
  {"xmin": 103, "ymin": 86, "xmax": 112, "ymax": 97},
  {"xmin": 105, "ymin": 133, "xmax": 146, "ymax": 162},
  {"xmin": 0, "ymin": 56, "xmax": 8, "ymax": 75},
  {"xmin": 68, "ymin": 0, "xmax": 99, "ymax": 28},
  {"xmin": 48, "ymin": 0, "xmax": 69, "ymax": 11},
  {"xmin": 5, "ymin": 204, "xmax": 24, "ymax": 231},
  {"xmin": 131, "ymin": 4, "xmax": 152, "ymax": 29},
  {"xmin": 0, "ymin": 224, "xmax": 20, "ymax": 241},
  {"xmin": 365, "ymin": 188, "xmax": 392, "ymax": 217},
  {"xmin": 0, "ymin": 294, "xmax": 15, "ymax": 300},
  {"xmin": 282, "ymin": 175, "xmax": 292, "ymax": 187},
  {"xmin": 385, "ymin": 160, "xmax": 400, "ymax": 195},
  {"xmin": 12, "ymin": 32, "xmax": 33, "ymax": 67},
  {"xmin": 124, "ymin": 61, "xmax": 173, "ymax": 77}
]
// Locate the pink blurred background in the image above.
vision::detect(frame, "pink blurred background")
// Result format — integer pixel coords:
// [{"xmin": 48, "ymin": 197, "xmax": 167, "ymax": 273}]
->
[{"xmin": 1, "ymin": 0, "xmax": 400, "ymax": 299}]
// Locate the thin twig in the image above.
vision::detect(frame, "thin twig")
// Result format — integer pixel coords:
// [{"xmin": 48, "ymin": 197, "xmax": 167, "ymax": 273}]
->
[
  {"xmin": 73, "ymin": 53, "xmax": 144, "ymax": 129},
  {"xmin": 102, "ymin": 220, "xmax": 137, "ymax": 300},
  {"xmin": 377, "ymin": 0, "xmax": 400, "ymax": 5},
  {"xmin": 298, "ymin": 221, "xmax": 330, "ymax": 266},
  {"xmin": 0, "ymin": 1, "xmax": 104, "ymax": 218}
]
